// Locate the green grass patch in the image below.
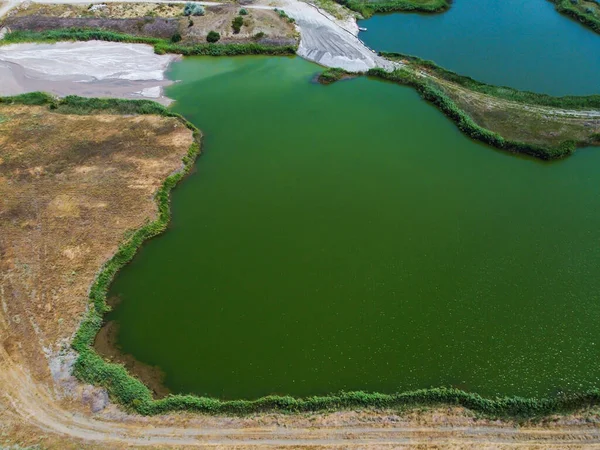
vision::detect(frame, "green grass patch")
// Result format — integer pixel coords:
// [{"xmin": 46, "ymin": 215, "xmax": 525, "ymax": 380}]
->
[
  {"xmin": 1, "ymin": 28, "xmax": 297, "ymax": 56},
  {"xmin": 317, "ymin": 67, "xmax": 356, "ymax": 84},
  {"xmin": 336, "ymin": 0, "xmax": 449, "ymax": 18}
]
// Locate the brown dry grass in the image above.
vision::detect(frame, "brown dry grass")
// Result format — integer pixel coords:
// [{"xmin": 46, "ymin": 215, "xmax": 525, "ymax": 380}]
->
[{"xmin": 0, "ymin": 103, "xmax": 193, "ymax": 441}]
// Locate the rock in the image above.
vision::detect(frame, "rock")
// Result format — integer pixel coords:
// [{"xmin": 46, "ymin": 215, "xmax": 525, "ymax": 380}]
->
[{"xmin": 82, "ymin": 385, "xmax": 110, "ymax": 413}]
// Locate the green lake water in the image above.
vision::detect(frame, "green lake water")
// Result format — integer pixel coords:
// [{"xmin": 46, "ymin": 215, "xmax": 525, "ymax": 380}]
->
[
  {"xmin": 359, "ymin": 0, "xmax": 600, "ymax": 95},
  {"xmin": 103, "ymin": 56, "xmax": 600, "ymax": 400}
]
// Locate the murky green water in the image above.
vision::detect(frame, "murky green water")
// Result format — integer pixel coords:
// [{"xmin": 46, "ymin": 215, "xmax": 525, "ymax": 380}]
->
[
  {"xmin": 359, "ymin": 0, "xmax": 600, "ymax": 95},
  {"xmin": 103, "ymin": 56, "xmax": 600, "ymax": 400}
]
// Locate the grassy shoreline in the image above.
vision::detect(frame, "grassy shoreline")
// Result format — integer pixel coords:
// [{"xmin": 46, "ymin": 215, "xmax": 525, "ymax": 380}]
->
[
  {"xmin": 549, "ymin": 0, "xmax": 600, "ymax": 34},
  {"xmin": 336, "ymin": 0, "xmax": 449, "ymax": 18},
  {"xmin": 1, "ymin": 28, "xmax": 298, "ymax": 56},
  {"xmin": 381, "ymin": 52, "xmax": 600, "ymax": 110}
]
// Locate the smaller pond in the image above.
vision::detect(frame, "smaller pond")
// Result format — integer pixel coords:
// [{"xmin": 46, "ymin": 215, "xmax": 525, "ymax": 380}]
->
[{"xmin": 359, "ymin": 0, "xmax": 600, "ymax": 96}]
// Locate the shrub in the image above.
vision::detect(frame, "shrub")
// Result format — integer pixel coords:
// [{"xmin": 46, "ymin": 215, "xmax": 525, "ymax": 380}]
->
[
  {"xmin": 232, "ymin": 15, "xmax": 244, "ymax": 33},
  {"xmin": 239, "ymin": 8, "xmax": 248, "ymax": 15},
  {"xmin": 276, "ymin": 9, "xmax": 295, "ymax": 23},
  {"xmin": 253, "ymin": 31, "xmax": 265, "ymax": 40},
  {"xmin": 183, "ymin": 2, "xmax": 205, "ymax": 16},
  {"xmin": 170, "ymin": 32, "xmax": 182, "ymax": 43},
  {"xmin": 206, "ymin": 30, "xmax": 220, "ymax": 42}
]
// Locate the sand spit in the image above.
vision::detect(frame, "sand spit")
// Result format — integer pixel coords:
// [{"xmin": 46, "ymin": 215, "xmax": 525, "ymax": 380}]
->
[{"xmin": 0, "ymin": 41, "xmax": 178, "ymax": 103}]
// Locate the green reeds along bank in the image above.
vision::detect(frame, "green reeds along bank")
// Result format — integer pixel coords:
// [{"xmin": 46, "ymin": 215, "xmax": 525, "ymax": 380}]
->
[
  {"xmin": 336, "ymin": 0, "xmax": 449, "ymax": 18},
  {"xmin": 317, "ymin": 67, "xmax": 356, "ymax": 84},
  {"xmin": 1, "ymin": 29, "xmax": 297, "ymax": 56}
]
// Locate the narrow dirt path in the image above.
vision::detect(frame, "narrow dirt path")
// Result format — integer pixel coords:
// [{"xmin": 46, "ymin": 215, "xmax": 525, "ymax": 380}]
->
[{"xmin": 4, "ymin": 349, "xmax": 600, "ymax": 449}]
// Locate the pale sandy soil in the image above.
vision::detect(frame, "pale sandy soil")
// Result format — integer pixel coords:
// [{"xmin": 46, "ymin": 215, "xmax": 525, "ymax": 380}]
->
[{"xmin": 0, "ymin": 41, "xmax": 178, "ymax": 103}]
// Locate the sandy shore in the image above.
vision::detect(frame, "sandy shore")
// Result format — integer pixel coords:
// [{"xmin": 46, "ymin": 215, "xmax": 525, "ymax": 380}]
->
[{"xmin": 0, "ymin": 41, "xmax": 179, "ymax": 103}]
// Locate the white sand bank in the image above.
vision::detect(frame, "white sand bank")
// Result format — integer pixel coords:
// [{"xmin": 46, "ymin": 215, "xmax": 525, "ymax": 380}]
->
[{"xmin": 0, "ymin": 41, "xmax": 178, "ymax": 103}]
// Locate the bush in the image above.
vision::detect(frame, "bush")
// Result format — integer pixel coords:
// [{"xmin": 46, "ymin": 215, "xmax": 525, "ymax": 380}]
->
[
  {"xmin": 183, "ymin": 2, "xmax": 205, "ymax": 16},
  {"xmin": 239, "ymin": 8, "xmax": 248, "ymax": 15},
  {"xmin": 206, "ymin": 30, "xmax": 220, "ymax": 42},
  {"xmin": 170, "ymin": 32, "xmax": 182, "ymax": 43},
  {"xmin": 253, "ymin": 31, "xmax": 265, "ymax": 40},
  {"xmin": 276, "ymin": 9, "xmax": 295, "ymax": 23},
  {"xmin": 232, "ymin": 15, "xmax": 244, "ymax": 33}
]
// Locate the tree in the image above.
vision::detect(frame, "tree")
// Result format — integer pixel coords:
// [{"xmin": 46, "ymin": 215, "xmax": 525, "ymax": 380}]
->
[
  {"xmin": 207, "ymin": 30, "xmax": 220, "ymax": 42},
  {"xmin": 232, "ymin": 15, "xmax": 244, "ymax": 33}
]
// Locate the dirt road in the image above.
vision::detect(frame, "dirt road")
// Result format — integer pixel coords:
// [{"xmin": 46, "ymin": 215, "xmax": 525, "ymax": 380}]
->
[{"xmin": 4, "ymin": 351, "xmax": 600, "ymax": 448}]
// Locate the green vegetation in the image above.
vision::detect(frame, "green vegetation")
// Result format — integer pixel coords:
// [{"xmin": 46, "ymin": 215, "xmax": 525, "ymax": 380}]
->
[
  {"xmin": 206, "ymin": 30, "xmax": 220, "ymax": 43},
  {"xmin": 232, "ymin": 15, "xmax": 244, "ymax": 34},
  {"xmin": 368, "ymin": 67, "xmax": 581, "ymax": 160},
  {"xmin": 0, "ymin": 29, "xmax": 297, "ymax": 56},
  {"xmin": 275, "ymin": 8, "xmax": 296, "ymax": 23},
  {"xmin": 171, "ymin": 32, "xmax": 182, "ymax": 43},
  {"xmin": 550, "ymin": 0, "xmax": 600, "ymax": 33},
  {"xmin": 317, "ymin": 67, "xmax": 355, "ymax": 84},
  {"xmin": 382, "ymin": 52, "xmax": 600, "ymax": 110},
  {"xmin": 0, "ymin": 92, "xmax": 178, "ymax": 116},
  {"xmin": 183, "ymin": 2, "xmax": 205, "ymax": 16},
  {"xmin": 239, "ymin": 8, "xmax": 249, "ymax": 15},
  {"xmin": 313, "ymin": 0, "xmax": 346, "ymax": 20},
  {"xmin": 336, "ymin": 0, "xmax": 449, "ymax": 19}
]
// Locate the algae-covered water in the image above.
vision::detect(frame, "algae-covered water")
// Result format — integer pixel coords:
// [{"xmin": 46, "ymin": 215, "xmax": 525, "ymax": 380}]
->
[
  {"xmin": 102, "ymin": 56, "xmax": 600, "ymax": 400},
  {"xmin": 359, "ymin": 0, "xmax": 600, "ymax": 95}
]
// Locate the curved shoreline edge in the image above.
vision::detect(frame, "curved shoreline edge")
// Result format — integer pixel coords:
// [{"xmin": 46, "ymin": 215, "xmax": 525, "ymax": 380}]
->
[
  {"xmin": 3, "ymin": 94, "xmax": 598, "ymax": 419},
  {"xmin": 548, "ymin": 0, "xmax": 600, "ymax": 34}
]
